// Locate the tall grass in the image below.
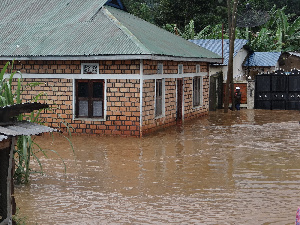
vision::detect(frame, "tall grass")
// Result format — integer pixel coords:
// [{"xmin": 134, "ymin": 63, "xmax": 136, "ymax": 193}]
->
[{"xmin": 0, "ymin": 61, "xmax": 73, "ymax": 184}]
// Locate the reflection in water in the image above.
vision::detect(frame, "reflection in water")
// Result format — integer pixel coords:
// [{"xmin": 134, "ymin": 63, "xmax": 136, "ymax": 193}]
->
[{"xmin": 15, "ymin": 110, "xmax": 300, "ymax": 224}]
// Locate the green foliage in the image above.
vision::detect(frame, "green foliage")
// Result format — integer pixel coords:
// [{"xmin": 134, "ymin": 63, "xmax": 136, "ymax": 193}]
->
[
  {"xmin": 12, "ymin": 208, "xmax": 27, "ymax": 225},
  {"xmin": 196, "ymin": 24, "xmax": 229, "ymax": 40},
  {"xmin": 246, "ymin": 6, "xmax": 300, "ymax": 51},
  {"xmin": 0, "ymin": 62, "xmax": 18, "ymax": 106},
  {"xmin": 124, "ymin": 1, "xmax": 299, "ymax": 51},
  {"xmin": 163, "ymin": 6, "xmax": 299, "ymax": 52},
  {"xmin": 122, "ymin": 0, "xmax": 156, "ymax": 23}
]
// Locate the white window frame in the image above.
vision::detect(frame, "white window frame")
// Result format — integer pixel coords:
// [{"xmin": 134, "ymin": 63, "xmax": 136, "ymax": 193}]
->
[
  {"xmin": 155, "ymin": 78, "xmax": 165, "ymax": 118},
  {"xmin": 193, "ymin": 76, "xmax": 203, "ymax": 107}
]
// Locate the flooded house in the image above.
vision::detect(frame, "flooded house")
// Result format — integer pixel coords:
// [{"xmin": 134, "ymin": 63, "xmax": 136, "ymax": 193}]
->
[
  {"xmin": 0, "ymin": 103, "xmax": 55, "ymax": 225},
  {"xmin": 0, "ymin": 0, "xmax": 221, "ymax": 137}
]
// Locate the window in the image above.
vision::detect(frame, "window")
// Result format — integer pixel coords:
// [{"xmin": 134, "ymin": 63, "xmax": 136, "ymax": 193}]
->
[
  {"xmin": 76, "ymin": 79, "xmax": 104, "ymax": 118},
  {"xmin": 157, "ymin": 63, "xmax": 163, "ymax": 74},
  {"xmin": 82, "ymin": 64, "xmax": 98, "ymax": 74},
  {"xmin": 193, "ymin": 76, "xmax": 203, "ymax": 107},
  {"xmin": 196, "ymin": 64, "xmax": 200, "ymax": 73},
  {"xmin": 155, "ymin": 79, "xmax": 163, "ymax": 117},
  {"xmin": 178, "ymin": 64, "xmax": 183, "ymax": 74}
]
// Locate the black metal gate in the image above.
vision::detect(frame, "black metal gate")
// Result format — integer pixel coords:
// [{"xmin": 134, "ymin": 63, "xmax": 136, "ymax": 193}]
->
[{"xmin": 255, "ymin": 70, "xmax": 300, "ymax": 110}]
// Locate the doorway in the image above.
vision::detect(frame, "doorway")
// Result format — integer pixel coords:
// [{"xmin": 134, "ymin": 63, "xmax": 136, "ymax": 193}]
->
[{"xmin": 177, "ymin": 78, "xmax": 183, "ymax": 123}]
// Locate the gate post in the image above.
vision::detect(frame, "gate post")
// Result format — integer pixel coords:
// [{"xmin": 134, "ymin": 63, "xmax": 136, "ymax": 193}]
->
[{"xmin": 247, "ymin": 79, "xmax": 255, "ymax": 109}]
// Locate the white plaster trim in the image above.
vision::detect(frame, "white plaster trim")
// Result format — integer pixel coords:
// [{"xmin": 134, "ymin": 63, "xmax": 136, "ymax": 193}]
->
[
  {"xmin": 5, "ymin": 73, "xmax": 141, "ymax": 79},
  {"xmin": 142, "ymin": 72, "xmax": 208, "ymax": 80},
  {"xmin": 140, "ymin": 59, "xmax": 143, "ymax": 136},
  {"xmin": 182, "ymin": 78, "xmax": 185, "ymax": 121},
  {"xmin": 5, "ymin": 72, "xmax": 208, "ymax": 80},
  {"xmin": 72, "ymin": 79, "xmax": 75, "ymax": 120}
]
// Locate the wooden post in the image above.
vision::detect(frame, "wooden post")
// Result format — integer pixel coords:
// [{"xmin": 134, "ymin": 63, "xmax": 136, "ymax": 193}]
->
[{"xmin": 224, "ymin": 0, "xmax": 239, "ymax": 113}]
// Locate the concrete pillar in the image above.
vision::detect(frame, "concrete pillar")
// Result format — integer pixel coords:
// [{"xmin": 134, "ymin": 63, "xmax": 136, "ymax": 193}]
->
[{"xmin": 247, "ymin": 80, "xmax": 255, "ymax": 109}]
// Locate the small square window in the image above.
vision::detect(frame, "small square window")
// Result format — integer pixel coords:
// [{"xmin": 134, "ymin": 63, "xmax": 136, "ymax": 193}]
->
[{"xmin": 83, "ymin": 64, "xmax": 98, "ymax": 74}]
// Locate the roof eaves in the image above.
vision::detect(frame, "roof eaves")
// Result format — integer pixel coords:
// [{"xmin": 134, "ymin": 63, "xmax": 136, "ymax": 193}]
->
[
  {"xmin": 102, "ymin": 6, "xmax": 152, "ymax": 55},
  {"xmin": 0, "ymin": 54, "xmax": 222, "ymax": 62}
]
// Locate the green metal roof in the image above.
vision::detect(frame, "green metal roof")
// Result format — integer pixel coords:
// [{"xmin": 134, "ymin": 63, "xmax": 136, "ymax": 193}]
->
[{"xmin": 0, "ymin": 0, "xmax": 221, "ymax": 62}]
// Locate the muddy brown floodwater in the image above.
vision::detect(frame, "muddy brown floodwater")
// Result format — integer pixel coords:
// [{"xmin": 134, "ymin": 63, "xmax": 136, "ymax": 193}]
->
[{"xmin": 15, "ymin": 109, "xmax": 300, "ymax": 225}]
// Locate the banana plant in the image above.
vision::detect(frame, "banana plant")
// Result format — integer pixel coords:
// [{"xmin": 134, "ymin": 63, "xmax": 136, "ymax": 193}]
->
[
  {"xmin": 195, "ymin": 24, "xmax": 229, "ymax": 39},
  {"xmin": 262, "ymin": 6, "xmax": 300, "ymax": 51}
]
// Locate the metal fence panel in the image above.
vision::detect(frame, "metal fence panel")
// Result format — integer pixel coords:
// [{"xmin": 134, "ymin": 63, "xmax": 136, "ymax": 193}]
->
[{"xmin": 255, "ymin": 71, "xmax": 300, "ymax": 110}]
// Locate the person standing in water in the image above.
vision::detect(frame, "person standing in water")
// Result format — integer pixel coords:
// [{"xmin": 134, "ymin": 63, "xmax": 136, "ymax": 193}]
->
[{"xmin": 234, "ymin": 87, "xmax": 242, "ymax": 110}]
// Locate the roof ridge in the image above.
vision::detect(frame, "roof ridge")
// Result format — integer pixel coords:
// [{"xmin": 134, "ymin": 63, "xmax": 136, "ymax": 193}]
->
[{"xmin": 101, "ymin": 6, "xmax": 151, "ymax": 54}]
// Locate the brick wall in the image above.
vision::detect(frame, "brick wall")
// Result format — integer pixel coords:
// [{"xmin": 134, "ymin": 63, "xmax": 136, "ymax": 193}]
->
[
  {"xmin": 183, "ymin": 76, "xmax": 209, "ymax": 119},
  {"xmin": 141, "ymin": 60, "xmax": 210, "ymax": 135},
  {"xmin": 0, "ymin": 60, "xmax": 140, "ymax": 75},
  {"xmin": 13, "ymin": 78, "xmax": 141, "ymax": 136},
  {"xmin": 142, "ymin": 78, "xmax": 178, "ymax": 135},
  {"xmin": 5, "ymin": 59, "xmax": 210, "ymax": 136}
]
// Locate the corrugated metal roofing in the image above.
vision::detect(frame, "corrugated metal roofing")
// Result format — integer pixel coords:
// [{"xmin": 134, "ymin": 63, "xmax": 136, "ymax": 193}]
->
[
  {"xmin": 244, "ymin": 52, "xmax": 281, "ymax": 67},
  {"xmin": 0, "ymin": 0, "xmax": 221, "ymax": 61},
  {"xmin": 189, "ymin": 39, "xmax": 248, "ymax": 65},
  {"xmin": 0, "ymin": 121, "xmax": 57, "ymax": 137},
  {"xmin": 0, "ymin": 102, "xmax": 49, "ymax": 123},
  {"xmin": 0, "ymin": 135, "xmax": 8, "ymax": 142},
  {"xmin": 105, "ymin": 7, "xmax": 221, "ymax": 59},
  {"xmin": 288, "ymin": 52, "xmax": 300, "ymax": 57}
]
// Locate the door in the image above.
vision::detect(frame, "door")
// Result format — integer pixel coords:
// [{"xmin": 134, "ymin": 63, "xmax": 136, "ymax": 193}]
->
[{"xmin": 177, "ymin": 79, "xmax": 183, "ymax": 123}]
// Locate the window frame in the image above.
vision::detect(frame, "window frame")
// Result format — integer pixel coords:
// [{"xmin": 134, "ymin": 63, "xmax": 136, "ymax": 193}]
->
[
  {"xmin": 75, "ymin": 79, "xmax": 105, "ymax": 119},
  {"xmin": 155, "ymin": 78, "xmax": 165, "ymax": 117},
  {"xmin": 193, "ymin": 76, "xmax": 203, "ymax": 107}
]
